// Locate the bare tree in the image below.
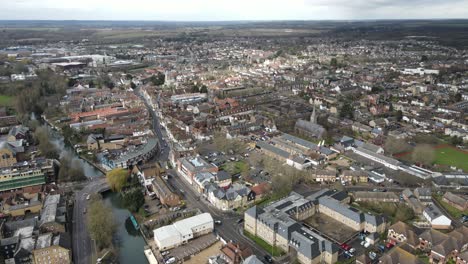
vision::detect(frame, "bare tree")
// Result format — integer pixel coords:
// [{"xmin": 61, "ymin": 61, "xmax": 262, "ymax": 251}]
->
[
  {"xmin": 411, "ymin": 144, "xmax": 435, "ymax": 167},
  {"xmin": 384, "ymin": 137, "xmax": 411, "ymax": 155}
]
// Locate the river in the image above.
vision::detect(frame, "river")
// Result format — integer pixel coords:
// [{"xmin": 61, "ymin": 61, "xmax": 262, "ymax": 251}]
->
[{"xmin": 48, "ymin": 126, "xmax": 148, "ymax": 264}]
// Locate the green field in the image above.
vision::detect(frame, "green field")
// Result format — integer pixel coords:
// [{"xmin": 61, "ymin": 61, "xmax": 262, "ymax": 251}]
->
[
  {"xmin": 0, "ymin": 95, "xmax": 14, "ymax": 106},
  {"xmin": 434, "ymin": 147, "xmax": 468, "ymax": 172}
]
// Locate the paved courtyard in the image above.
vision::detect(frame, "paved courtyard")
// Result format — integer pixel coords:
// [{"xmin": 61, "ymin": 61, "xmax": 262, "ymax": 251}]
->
[
  {"xmin": 167, "ymin": 233, "xmax": 219, "ymax": 262},
  {"xmin": 304, "ymin": 214, "xmax": 358, "ymax": 244}
]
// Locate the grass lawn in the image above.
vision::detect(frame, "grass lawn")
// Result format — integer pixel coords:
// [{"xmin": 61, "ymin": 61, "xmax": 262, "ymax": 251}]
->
[
  {"xmin": 434, "ymin": 195, "xmax": 467, "ymax": 219},
  {"xmin": 419, "ymin": 256, "xmax": 430, "ymax": 264},
  {"xmin": 244, "ymin": 231, "xmax": 284, "ymax": 257},
  {"xmin": 0, "ymin": 95, "xmax": 15, "ymax": 106},
  {"xmin": 221, "ymin": 160, "xmax": 249, "ymax": 175},
  {"xmin": 434, "ymin": 147, "xmax": 468, "ymax": 172}
]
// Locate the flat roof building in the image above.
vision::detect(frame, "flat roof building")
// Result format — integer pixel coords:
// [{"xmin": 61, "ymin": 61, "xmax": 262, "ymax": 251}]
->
[{"xmin": 153, "ymin": 213, "xmax": 213, "ymax": 250}]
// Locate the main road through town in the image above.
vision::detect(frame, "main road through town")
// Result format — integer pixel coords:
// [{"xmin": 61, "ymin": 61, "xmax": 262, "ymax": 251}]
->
[{"xmin": 134, "ymin": 87, "xmax": 290, "ymax": 263}]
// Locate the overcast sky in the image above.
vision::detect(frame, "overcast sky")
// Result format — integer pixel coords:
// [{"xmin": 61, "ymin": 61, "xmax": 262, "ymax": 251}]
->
[{"xmin": 1, "ymin": 0, "xmax": 468, "ymax": 20}]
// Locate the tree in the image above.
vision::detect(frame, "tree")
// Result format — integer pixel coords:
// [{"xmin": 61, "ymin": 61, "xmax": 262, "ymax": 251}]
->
[
  {"xmin": 394, "ymin": 204, "xmax": 415, "ymax": 222},
  {"xmin": 58, "ymin": 154, "xmax": 86, "ymax": 182},
  {"xmin": 67, "ymin": 78, "xmax": 77, "ymax": 87},
  {"xmin": 122, "ymin": 188, "xmax": 145, "ymax": 212},
  {"xmin": 454, "ymin": 93, "xmax": 462, "ymax": 102},
  {"xmin": 395, "ymin": 110, "xmax": 403, "ymax": 122},
  {"xmin": 34, "ymin": 126, "xmax": 59, "ymax": 159},
  {"xmin": 411, "ymin": 144, "xmax": 435, "ymax": 167},
  {"xmin": 384, "ymin": 137, "xmax": 411, "ymax": 155},
  {"xmin": 150, "ymin": 72, "xmax": 165, "ymax": 86},
  {"xmin": 87, "ymin": 198, "xmax": 116, "ymax": 249},
  {"xmin": 450, "ymin": 136, "xmax": 463, "ymax": 146},
  {"xmin": 106, "ymin": 168, "xmax": 129, "ymax": 192},
  {"xmin": 200, "ymin": 85, "xmax": 208, "ymax": 93},
  {"xmin": 330, "ymin": 58, "xmax": 338, "ymax": 67},
  {"xmin": 339, "ymin": 101, "xmax": 354, "ymax": 119}
]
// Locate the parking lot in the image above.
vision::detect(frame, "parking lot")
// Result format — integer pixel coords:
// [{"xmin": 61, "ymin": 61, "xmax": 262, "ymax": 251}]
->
[
  {"xmin": 336, "ymin": 231, "xmax": 391, "ymax": 263},
  {"xmin": 184, "ymin": 241, "xmax": 223, "ymax": 264},
  {"xmin": 162, "ymin": 233, "xmax": 218, "ymax": 262}
]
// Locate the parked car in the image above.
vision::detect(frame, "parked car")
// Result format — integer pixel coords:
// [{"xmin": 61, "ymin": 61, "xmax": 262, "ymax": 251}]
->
[
  {"xmin": 378, "ymin": 244, "xmax": 385, "ymax": 252},
  {"xmin": 340, "ymin": 243, "xmax": 351, "ymax": 251},
  {"xmin": 161, "ymin": 251, "xmax": 170, "ymax": 256},
  {"xmin": 369, "ymin": 251, "xmax": 377, "ymax": 260},
  {"xmin": 263, "ymin": 255, "xmax": 273, "ymax": 263},
  {"xmin": 165, "ymin": 257, "xmax": 176, "ymax": 264},
  {"xmin": 349, "ymin": 248, "xmax": 356, "ymax": 254},
  {"xmin": 386, "ymin": 242, "xmax": 395, "ymax": 249},
  {"xmin": 215, "ymin": 220, "xmax": 222, "ymax": 225},
  {"xmin": 364, "ymin": 241, "xmax": 371, "ymax": 248}
]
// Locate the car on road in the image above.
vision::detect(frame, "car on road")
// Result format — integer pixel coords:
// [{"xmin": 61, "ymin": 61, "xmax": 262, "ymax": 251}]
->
[
  {"xmin": 86, "ymin": 194, "xmax": 91, "ymax": 200},
  {"xmin": 83, "ymin": 208, "xmax": 87, "ymax": 214},
  {"xmin": 264, "ymin": 255, "xmax": 273, "ymax": 263},
  {"xmin": 215, "ymin": 220, "xmax": 222, "ymax": 225}
]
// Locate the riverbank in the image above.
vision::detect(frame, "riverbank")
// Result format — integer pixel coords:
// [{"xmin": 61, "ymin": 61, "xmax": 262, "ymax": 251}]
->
[
  {"xmin": 43, "ymin": 115, "xmax": 108, "ymax": 175},
  {"xmin": 102, "ymin": 191, "xmax": 149, "ymax": 264}
]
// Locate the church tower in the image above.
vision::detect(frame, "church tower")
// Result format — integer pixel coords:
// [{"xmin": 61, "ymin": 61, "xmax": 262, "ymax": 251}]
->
[{"xmin": 310, "ymin": 103, "xmax": 317, "ymax": 124}]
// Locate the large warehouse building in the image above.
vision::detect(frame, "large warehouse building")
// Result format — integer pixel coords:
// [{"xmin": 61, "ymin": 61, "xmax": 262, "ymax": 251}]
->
[{"xmin": 153, "ymin": 213, "xmax": 214, "ymax": 250}]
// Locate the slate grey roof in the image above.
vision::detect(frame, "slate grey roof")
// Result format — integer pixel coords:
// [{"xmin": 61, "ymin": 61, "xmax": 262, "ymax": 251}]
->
[
  {"xmin": 245, "ymin": 205, "xmax": 259, "ymax": 219},
  {"xmin": 289, "ymin": 226, "xmax": 337, "ymax": 259},
  {"xmin": 216, "ymin": 171, "xmax": 231, "ymax": 182},
  {"xmin": 364, "ymin": 214, "xmax": 384, "ymax": 227},
  {"xmin": 415, "ymin": 188, "xmax": 432, "ymax": 198},
  {"xmin": 318, "ymin": 196, "xmax": 364, "ymax": 223},
  {"xmin": 295, "ymin": 120, "xmax": 325, "ymax": 138},
  {"xmin": 256, "ymin": 141, "xmax": 289, "ymax": 159},
  {"xmin": 319, "ymin": 146, "xmax": 334, "ymax": 156},
  {"xmin": 0, "ymin": 236, "xmax": 19, "ymax": 246},
  {"xmin": 424, "ymin": 205, "xmax": 446, "ymax": 220},
  {"xmin": 4, "ymin": 218, "xmax": 37, "ymax": 234},
  {"xmin": 280, "ymin": 133, "xmax": 318, "ymax": 149}
]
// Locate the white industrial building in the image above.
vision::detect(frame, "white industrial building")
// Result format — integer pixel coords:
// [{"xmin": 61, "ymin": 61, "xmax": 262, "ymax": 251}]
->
[{"xmin": 154, "ymin": 213, "xmax": 214, "ymax": 250}]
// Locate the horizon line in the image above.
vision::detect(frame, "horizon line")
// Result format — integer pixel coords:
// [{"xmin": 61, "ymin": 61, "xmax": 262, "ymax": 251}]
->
[{"xmin": 0, "ymin": 18, "xmax": 468, "ymax": 23}]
